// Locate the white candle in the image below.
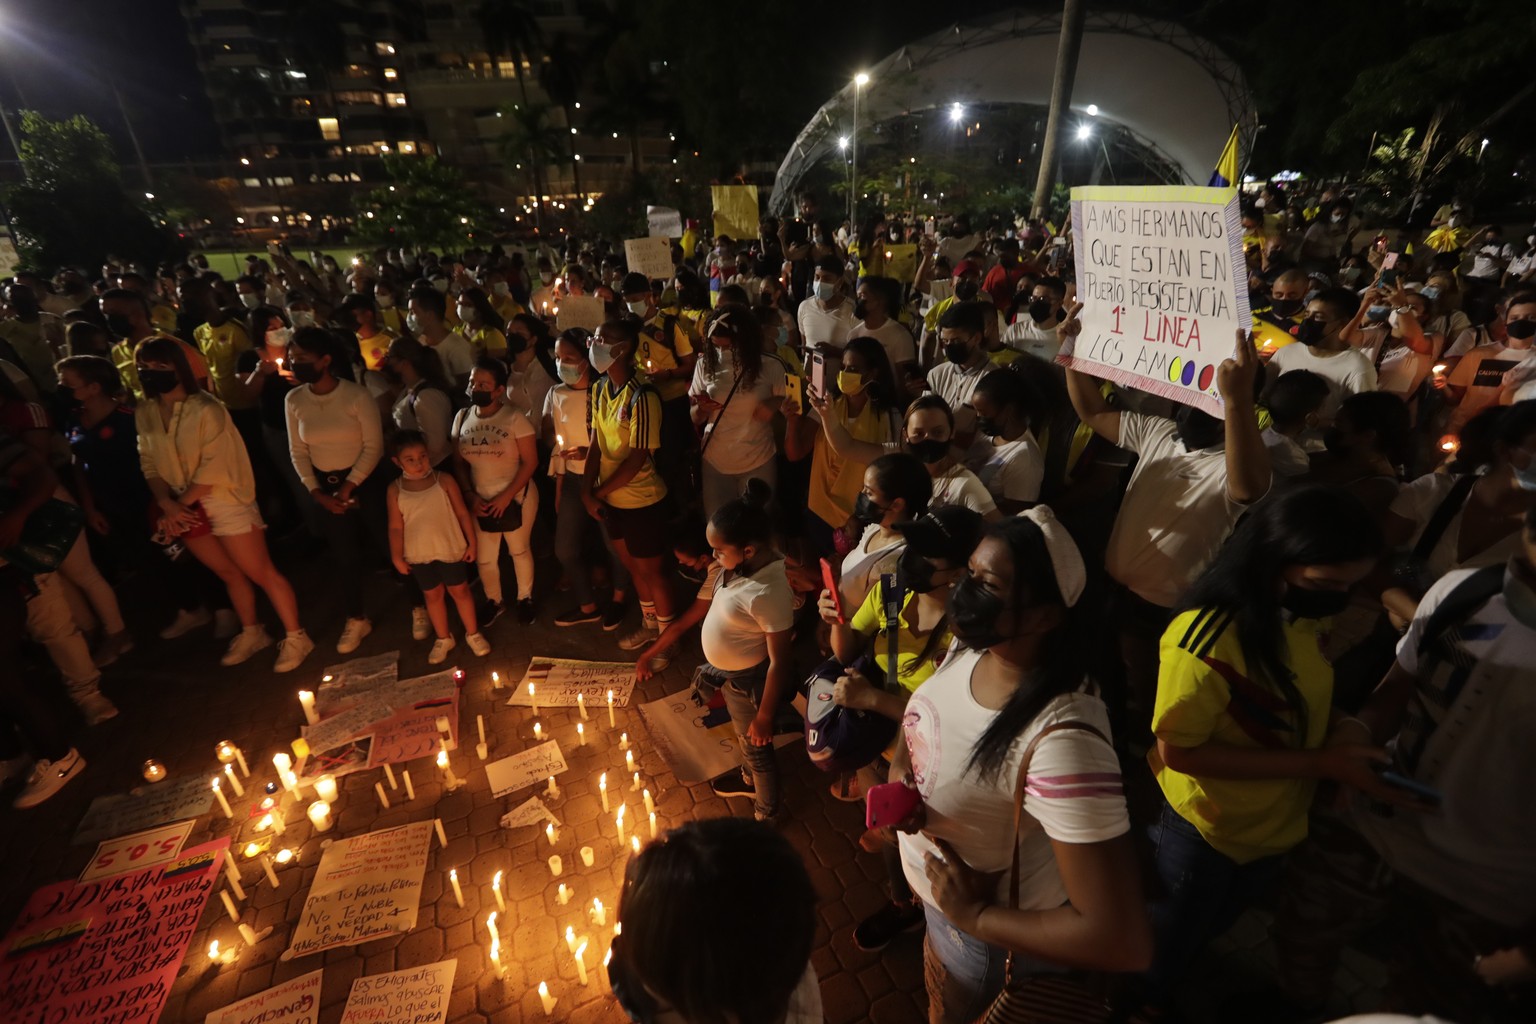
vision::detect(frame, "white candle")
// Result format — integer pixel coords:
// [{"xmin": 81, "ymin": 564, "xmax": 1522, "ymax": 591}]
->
[
  {"xmin": 576, "ymin": 723, "xmax": 585, "ymax": 747},
  {"xmin": 477, "ymin": 714, "xmax": 486, "ymax": 745},
  {"xmin": 492, "ymin": 870, "xmax": 505, "ymax": 910},
  {"xmin": 548, "ymin": 854, "xmax": 563, "ymax": 877},
  {"xmin": 532, "ymin": 721, "xmax": 543, "ymax": 742},
  {"xmin": 547, "ymin": 775, "xmax": 560, "ymax": 800},
  {"xmin": 538, "ymin": 981, "xmax": 555, "ymax": 1016},
  {"xmin": 630, "ymin": 835, "xmax": 641, "ymax": 857},
  {"xmin": 223, "ymin": 763, "xmax": 244, "ymax": 797},
  {"xmin": 212, "ymin": 777, "xmax": 233, "ymax": 818},
  {"xmin": 619, "ymin": 731, "xmax": 629, "ymax": 751},
  {"xmin": 449, "ymin": 868, "xmax": 464, "ymax": 907},
  {"xmin": 261, "ymin": 856, "xmax": 279, "ymax": 888},
  {"xmin": 575, "ymin": 939, "xmax": 590, "ymax": 986},
  {"xmin": 383, "ymin": 762, "xmax": 397, "ymax": 790},
  {"xmin": 564, "ymin": 925, "xmax": 578, "ymax": 953},
  {"xmin": 577, "ymin": 693, "xmax": 589, "ymax": 720},
  {"xmin": 307, "ymin": 800, "xmax": 333, "ymax": 833},
  {"xmin": 643, "ymin": 788, "xmax": 654, "ymax": 816},
  {"xmin": 437, "ymin": 748, "xmax": 460, "ymax": 788},
  {"xmin": 314, "ymin": 774, "xmax": 338, "ymax": 803},
  {"xmin": 529, "ymin": 682, "xmax": 538, "ymax": 715},
  {"xmin": 631, "ymin": 770, "xmax": 641, "ymax": 792},
  {"xmin": 590, "ymin": 897, "xmax": 606, "ymax": 927},
  {"xmin": 487, "ymin": 911, "xmax": 505, "ymax": 978},
  {"xmin": 649, "ymin": 811, "xmax": 657, "ymax": 840},
  {"xmin": 599, "ymin": 772, "xmax": 609, "ymax": 812},
  {"xmin": 234, "ymin": 746, "xmax": 249, "ymax": 777},
  {"xmin": 476, "ymin": 741, "xmax": 488, "ymax": 761},
  {"xmin": 546, "ymin": 822, "xmax": 558, "ymax": 846},
  {"xmin": 436, "ymin": 715, "xmax": 452, "ymax": 738},
  {"xmin": 579, "ymin": 846, "xmax": 594, "ymax": 868},
  {"xmin": 615, "ymin": 804, "xmax": 626, "ymax": 846},
  {"xmin": 281, "ymin": 770, "xmax": 300, "ymax": 794},
  {"xmin": 557, "ymin": 883, "xmax": 571, "ymax": 905},
  {"xmin": 434, "ymin": 818, "xmax": 447, "ymax": 848},
  {"xmin": 269, "ymin": 807, "xmax": 286, "ymax": 834},
  {"xmin": 223, "ymin": 858, "xmax": 246, "ymax": 900},
  {"xmin": 272, "ymin": 750, "xmax": 291, "ymax": 778},
  {"xmin": 625, "ymin": 749, "xmax": 635, "ymax": 774},
  {"xmin": 220, "ymin": 889, "xmax": 239, "ymax": 923},
  {"xmin": 402, "ymin": 770, "xmax": 416, "ymax": 800},
  {"xmin": 374, "ymin": 782, "xmax": 390, "ymax": 809},
  {"xmin": 298, "ymin": 690, "xmax": 318, "ymax": 726},
  {"xmin": 491, "ymin": 670, "xmax": 502, "ymax": 690},
  {"xmin": 607, "ymin": 690, "xmax": 616, "ymax": 727},
  {"xmin": 238, "ymin": 922, "xmax": 258, "ymax": 946}
]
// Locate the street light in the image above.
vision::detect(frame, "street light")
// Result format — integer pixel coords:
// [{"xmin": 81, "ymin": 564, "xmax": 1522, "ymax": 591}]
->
[
  {"xmin": 1075, "ymin": 124, "xmax": 1092, "ymax": 141},
  {"xmin": 949, "ymin": 102, "xmax": 964, "ymax": 124},
  {"xmin": 837, "ymin": 136, "xmax": 848, "ymax": 151},
  {"xmin": 1480, "ymin": 138, "xmax": 1491, "ymax": 162},
  {"xmin": 1086, "ymin": 104, "xmax": 1099, "ymax": 116},
  {"xmin": 849, "ymin": 71, "xmax": 870, "ymax": 227}
]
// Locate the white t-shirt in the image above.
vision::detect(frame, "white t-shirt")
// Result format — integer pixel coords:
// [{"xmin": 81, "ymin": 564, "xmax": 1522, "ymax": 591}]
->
[
  {"xmin": 928, "ymin": 463, "xmax": 997, "ymax": 516},
  {"xmin": 1105, "ymin": 412, "xmax": 1251, "ymax": 608},
  {"xmin": 700, "ymin": 559, "xmax": 795, "ymax": 672},
  {"xmin": 969, "ymin": 432, "xmax": 1044, "ymax": 505},
  {"xmin": 898, "ymin": 647, "xmax": 1129, "ymax": 909},
  {"xmin": 1356, "ymin": 332, "xmax": 1432, "ymax": 400},
  {"xmin": 796, "ymin": 295, "xmax": 855, "ymax": 350},
  {"xmin": 850, "ymin": 318, "xmax": 916, "ymax": 368},
  {"xmin": 1261, "ymin": 427, "xmax": 1310, "ymax": 478},
  {"xmin": 283, "ymin": 379, "xmax": 384, "ymax": 490},
  {"xmin": 454, "ymin": 402, "xmax": 534, "ymax": 501},
  {"xmin": 392, "ymin": 383, "xmax": 455, "ymax": 467},
  {"xmin": 1349, "ymin": 565, "xmax": 1536, "ymax": 928},
  {"xmin": 1505, "ymin": 251, "xmax": 1536, "ymax": 283},
  {"xmin": 426, "ymin": 330, "xmax": 476, "ymax": 379},
  {"xmin": 543, "ymin": 383, "xmax": 590, "ymax": 475},
  {"xmin": 1467, "ymin": 241, "xmax": 1513, "ymax": 280},
  {"xmin": 1389, "ymin": 472, "xmax": 1523, "ymax": 581},
  {"xmin": 1000, "ymin": 318, "xmax": 1060, "ymax": 362},
  {"xmin": 507, "ymin": 359, "xmax": 557, "ymax": 437},
  {"xmin": 839, "ymin": 523, "xmax": 903, "ymax": 609},
  {"xmin": 1268, "ymin": 343, "xmax": 1379, "ymax": 424},
  {"xmin": 691, "ymin": 350, "xmax": 785, "ymax": 475}
]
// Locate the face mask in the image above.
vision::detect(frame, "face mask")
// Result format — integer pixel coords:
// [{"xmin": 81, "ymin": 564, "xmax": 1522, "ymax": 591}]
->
[
  {"xmin": 432, "ymin": 279, "xmax": 449, "ymax": 293},
  {"xmin": 944, "ymin": 340, "xmax": 971, "ymax": 365},
  {"xmin": 1339, "ymin": 266, "xmax": 1363, "ymax": 285},
  {"xmin": 626, "ymin": 299, "xmax": 649, "ymax": 316},
  {"xmin": 493, "ymin": 282, "xmax": 510, "ymax": 296},
  {"xmin": 853, "ymin": 301, "xmax": 868, "ymax": 321},
  {"xmin": 1420, "ymin": 285, "xmax": 1441, "ymax": 303},
  {"xmin": 1270, "ymin": 297, "xmax": 1302, "ymax": 318},
  {"xmin": 469, "ymin": 389, "xmax": 494, "ymax": 408},
  {"xmin": 775, "ymin": 326, "xmax": 788, "ymax": 349},
  {"xmin": 1366, "ymin": 304, "xmax": 1391, "ymax": 322},
  {"xmin": 889, "ymin": 230, "xmax": 900, "ymax": 241},
  {"xmin": 1027, "ymin": 297, "xmax": 1053, "ymax": 323},
  {"xmin": 290, "ymin": 361, "xmax": 323, "ymax": 384},
  {"xmin": 1295, "ymin": 318, "xmax": 1326, "ymax": 346},
  {"xmin": 1506, "ymin": 318, "xmax": 1536, "ymax": 341},
  {"xmin": 377, "ymin": 295, "xmax": 396, "ymax": 309},
  {"xmin": 137, "ymin": 367, "xmax": 180, "ymax": 396},
  {"xmin": 240, "ymin": 292, "xmax": 261, "ymax": 310},
  {"xmin": 953, "ymin": 280, "xmax": 979, "ymax": 302},
  {"xmin": 907, "ymin": 438, "xmax": 949, "ymax": 464},
  {"xmin": 457, "ymin": 305, "xmax": 477, "ymax": 323},
  {"xmin": 851, "ymin": 492, "xmax": 886, "ymax": 525},
  {"xmin": 105, "ymin": 312, "xmax": 135, "ymax": 338},
  {"xmin": 399, "ymin": 463, "xmax": 433, "ymax": 481},
  {"xmin": 1254, "ymin": 197, "xmax": 1266, "ymax": 209},
  {"xmin": 540, "ymin": 272, "xmax": 554, "ymax": 285},
  {"xmin": 63, "ymin": 389, "xmax": 86, "ymax": 412},
  {"xmin": 1330, "ymin": 213, "xmax": 1345, "ymax": 224},
  {"xmin": 976, "ymin": 415, "xmax": 1002, "ymax": 437},
  {"xmin": 836, "ymin": 370, "xmax": 865, "ymax": 396},
  {"xmin": 406, "ymin": 313, "xmax": 421, "ymax": 335},
  {"xmin": 1322, "ymin": 427, "xmax": 1348, "ymax": 454},
  {"xmin": 947, "ymin": 575, "xmax": 1011, "ymax": 649},
  {"xmin": 557, "ymin": 362, "xmax": 586, "ymax": 386},
  {"xmin": 812, "ymin": 281, "xmax": 837, "ymax": 303},
  {"xmin": 1175, "ymin": 406, "xmax": 1223, "ymax": 451},
  {"xmin": 589, "ymin": 341, "xmax": 616, "ymax": 374},
  {"xmin": 899, "ymin": 545, "xmax": 940, "ymax": 594},
  {"xmin": 1280, "ymin": 584, "xmax": 1352, "ymax": 619},
  {"xmin": 289, "ymin": 310, "xmax": 315, "ymax": 328}
]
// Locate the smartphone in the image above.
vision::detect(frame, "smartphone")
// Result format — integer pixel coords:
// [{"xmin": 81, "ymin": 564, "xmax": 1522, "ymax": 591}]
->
[
  {"xmin": 1379, "ymin": 770, "xmax": 1443, "ymax": 807},
  {"xmin": 1052, "ymin": 236, "xmax": 1067, "ymax": 248},
  {"xmin": 784, "ymin": 373, "xmax": 803, "ymax": 413},
  {"xmin": 809, "ymin": 349, "xmax": 827, "ymax": 399},
  {"xmin": 819, "ymin": 559, "xmax": 844, "ymax": 623},
  {"xmin": 865, "ymin": 781, "xmax": 921, "ymax": 829},
  {"xmin": 1380, "ymin": 266, "xmax": 1398, "ymax": 287}
]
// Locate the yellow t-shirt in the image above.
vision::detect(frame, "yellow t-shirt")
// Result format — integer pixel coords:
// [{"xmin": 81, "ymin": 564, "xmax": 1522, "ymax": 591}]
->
[
  {"xmin": 489, "ymin": 293, "xmax": 522, "ymax": 324},
  {"xmin": 357, "ymin": 327, "xmax": 396, "ymax": 372},
  {"xmin": 923, "ymin": 295, "xmax": 958, "ymax": 336},
  {"xmin": 850, "ymin": 583, "xmax": 952, "ymax": 692},
  {"xmin": 378, "ymin": 305, "xmax": 407, "ymax": 338},
  {"xmin": 590, "ymin": 373, "xmax": 667, "ymax": 509},
  {"xmin": 809, "ymin": 397, "xmax": 895, "ymax": 529},
  {"xmin": 638, "ymin": 312, "xmax": 696, "ymax": 402},
  {"xmin": 1149, "ymin": 606, "xmax": 1333, "ymax": 864},
  {"xmin": 463, "ymin": 325, "xmax": 507, "ymax": 359},
  {"xmin": 987, "ymin": 346, "xmax": 1021, "ymax": 367},
  {"xmin": 195, "ymin": 320, "xmax": 254, "ymax": 410},
  {"xmin": 150, "ymin": 302, "xmax": 179, "ymax": 335}
]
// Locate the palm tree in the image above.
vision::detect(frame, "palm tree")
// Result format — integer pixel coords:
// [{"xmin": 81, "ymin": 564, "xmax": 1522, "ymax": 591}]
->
[
  {"xmin": 476, "ymin": 0, "xmax": 542, "ymax": 108},
  {"xmin": 537, "ymin": 34, "xmax": 586, "ymax": 200},
  {"xmin": 498, "ymin": 101, "xmax": 563, "ymax": 230}
]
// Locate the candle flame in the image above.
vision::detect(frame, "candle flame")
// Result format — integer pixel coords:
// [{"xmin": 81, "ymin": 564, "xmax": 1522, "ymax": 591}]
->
[
  {"xmin": 436, "ymin": 749, "xmax": 448, "ymax": 768},
  {"xmin": 208, "ymin": 939, "xmax": 219, "ymax": 959},
  {"xmin": 493, "ymin": 869, "xmax": 503, "ymax": 888},
  {"xmin": 275, "ymin": 849, "xmax": 294, "ymax": 864}
]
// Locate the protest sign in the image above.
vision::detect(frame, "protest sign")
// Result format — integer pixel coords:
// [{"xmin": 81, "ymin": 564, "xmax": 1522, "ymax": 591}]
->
[
  {"xmin": 339, "ymin": 960, "xmax": 456, "ymax": 1024},
  {"xmin": 647, "ymin": 205, "xmax": 683, "ymax": 238},
  {"xmin": 318, "ymin": 652, "xmax": 400, "ymax": 701},
  {"xmin": 711, "ymin": 185, "xmax": 759, "ymax": 240},
  {"xmin": 555, "ymin": 295, "xmax": 605, "ymax": 333},
  {"xmin": 0, "ymin": 839, "xmax": 227, "ymax": 1024},
  {"xmin": 484, "ymin": 740, "xmax": 568, "ymax": 798},
  {"xmin": 506, "ymin": 655, "xmax": 637, "ymax": 708},
  {"xmin": 500, "ymin": 795, "xmax": 559, "ymax": 830},
  {"xmin": 640, "ymin": 693, "xmax": 803, "ymax": 785},
  {"xmin": 301, "ymin": 669, "xmax": 459, "ymax": 779},
  {"xmin": 624, "ymin": 236, "xmax": 675, "ymax": 283},
  {"xmin": 284, "ymin": 822, "xmax": 433, "ymax": 960},
  {"xmin": 1068, "ymin": 185, "xmax": 1247, "ymax": 417},
  {"xmin": 72, "ymin": 775, "xmax": 213, "ymax": 845},
  {"xmin": 206, "ymin": 969, "xmax": 322, "ymax": 1024},
  {"xmin": 80, "ymin": 819, "xmax": 195, "ymax": 882}
]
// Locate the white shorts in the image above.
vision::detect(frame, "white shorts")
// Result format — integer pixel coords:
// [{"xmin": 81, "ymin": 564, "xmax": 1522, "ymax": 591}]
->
[{"xmin": 201, "ymin": 498, "xmax": 266, "ymax": 537}]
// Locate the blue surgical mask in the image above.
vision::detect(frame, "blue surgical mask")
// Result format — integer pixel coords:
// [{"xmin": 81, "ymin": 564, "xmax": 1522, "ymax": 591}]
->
[
  {"xmin": 1420, "ymin": 285, "xmax": 1441, "ymax": 302},
  {"xmin": 1366, "ymin": 305, "xmax": 1391, "ymax": 322},
  {"xmin": 813, "ymin": 281, "xmax": 837, "ymax": 303},
  {"xmin": 775, "ymin": 326, "xmax": 788, "ymax": 348}
]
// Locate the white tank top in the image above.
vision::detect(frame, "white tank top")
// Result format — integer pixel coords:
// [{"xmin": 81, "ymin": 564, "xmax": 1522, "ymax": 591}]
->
[{"xmin": 397, "ymin": 472, "xmax": 466, "ymax": 564}]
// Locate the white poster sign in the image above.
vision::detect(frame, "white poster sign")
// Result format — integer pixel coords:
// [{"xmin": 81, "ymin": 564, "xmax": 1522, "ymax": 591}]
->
[{"xmin": 484, "ymin": 740, "xmax": 568, "ymax": 799}]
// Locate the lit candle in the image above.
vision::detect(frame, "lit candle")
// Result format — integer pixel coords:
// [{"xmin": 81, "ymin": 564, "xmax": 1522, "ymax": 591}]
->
[
  {"xmin": 402, "ymin": 770, "xmax": 416, "ymax": 800},
  {"xmin": 557, "ymin": 883, "xmax": 571, "ymax": 905},
  {"xmin": 575, "ymin": 939, "xmax": 590, "ymax": 986},
  {"xmin": 555, "ymin": 433, "xmax": 564, "ymax": 449},
  {"xmin": 298, "ymin": 690, "xmax": 318, "ymax": 726},
  {"xmin": 272, "ymin": 751, "xmax": 292, "ymax": 775},
  {"xmin": 625, "ymin": 749, "xmax": 635, "ymax": 775},
  {"xmin": 220, "ymin": 889, "xmax": 239, "ymax": 923},
  {"xmin": 619, "ymin": 731, "xmax": 629, "ymax": 751},
  {"xmin": 449, "ymin": 868, "xmax": 463, "ymax": 907},
  {"xmin": 631, "ymin": 770, "xmax": 641, "ymax": 792},
  {"xmin": 437, "ymin": 748, "xmax": 461, "ymax": 788},
  {"xmin": 487, "ymin": 911, "xmax": 505, "ymax": 978},
  {"xmin": 216, "ymin": 740, "xmax": 236, "ymax": 766},
  {"xmin": 374, "ymin": 782, "xmax": 390, "ymax": 809},
  {"xmin": 631, "ymin": 835, "xmax": 641, "ymax": 856},
  {"xmin": 603, "ymin": 948, "xmax": 612, "ymax": 988},
  {"xmin": 615, "ymin": 804, "xmax": 626, "ymax": 846},
  {"xmin": 547, "ymin": 775, "xmax": 560, "ymax": 800},
  {"xmin": 538, "ymin": 981, "xmax": 555, "ymax": 1016},
  {"xmin": 307, "ymin": 800, "xmax": 333, "ymax": 832},
  {"xmin": 532, "ymin": 721, "xmax": 543, "ymax": 742},
  {"xmin": 223, "ymin": 858, "xmax": 246, "ymax": 900},
  {"xmin": 223, "ymin": 763, "xmax": 245, "ymax": 797},
  {"xmin": 599, "ymin": 773, "xmax": 609, "ymax": 812},
  {"xmin": 212, "ymin": 777, "xmax": 233, "ymax": 818},
  {"xmin": 548, "ymin": 855, "xmax": 562, "ymax": 877},
  {"xmin": 649, "ymin": 811, "xmax": 657, "ymax": 840},
  {"xmin": 579, "ymin": 845, "xmax": 594, "ymax": 868},
  {"xmin": 238, "ymin": 922, "xmax": 259, "ymax": 947},
  {"xmin": 281, "ymin": 770, "xmax": 300, "ymax": 794},
  {"xmin": 529, "ymin": 681, "xmax": 539, "ymax": 715},
  {"xmin": 590, "ymin": 897, "xmax": 606, "ymax": 927},
  {"xmin": 434, "ymin": 818, "xmax": 447, "ymax": 848},
  {"xmin": 141, "ymin": 759, "xmax": 166, "ymax": 783},
  {"xmin": 314, "ymin": 774, "xmax": 338, "ymax": 803},
  {"xmin": 275, "ymin": 848, "xmax": 294, "ymax": 865},
  {"xmin": 492, "ymin": 870, "xmax": 505, "ymax": 910},
  {"xmin": 643, "ymin": 788, "xmax": 654, "ymax": 816},
  {"xmin": 261, "ymin": 856, "xmax": 279, "ymax": 888},
  {"xmin": 243, "ymin": 841, "xmax": 262, "ymax": 859},
  {"xmin": 576, "ymin": 723, "xmax": 585, "ymax": 747},
  {"xmin": 564, "ymin": 925, "xmax": 578, "ymax": 954},
  {"xmin": 491, "ymin": 670, "xmax": 502, "ymax": 690},
  {"xmin": 607, "ymin": 690, "xmax": 616, "ymax": 727},
  {"xmin": 1433, "ymin": 363, "xmax": 1448, "ymax": 375},
  {"xmin": 291, "ymin": 738, "xmax": 309, "ymax": 760},
  {"xmin": 576, "ymin": 693, "xmax": 588, "ymax": 720},
  {"xmin": 209, "ymin": 939, "xmax": 225, "ymax": 965},
  {"xmin": 383, "ymin": 762, "xmax": 397, "ymax": 790}
]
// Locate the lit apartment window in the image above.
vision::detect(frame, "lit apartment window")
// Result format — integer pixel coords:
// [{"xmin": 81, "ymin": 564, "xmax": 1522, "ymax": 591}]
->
[
  {"xmin": 383, "ymin": 68, "xmax": 399, "ymax": 81},
  {"xmin": 386, "ymin": 93, "xmax": 408, "ymax": 107},
  {"xmin": 375, "ymin": 42, "xmax": 396, "ymax": 56},
  {"xmin": 317, "ymin": 117, "xmax": 340, "ymax": 141}
]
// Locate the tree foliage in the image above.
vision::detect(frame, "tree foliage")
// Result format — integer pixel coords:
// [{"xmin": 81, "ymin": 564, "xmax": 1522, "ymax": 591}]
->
[
  {"xmin": 3, "ymin": 112, "xmax": 175, "ymax": 270},
  {"xmin": 351, "ymin": 155, "xmax": 486, "ymax": 250}
]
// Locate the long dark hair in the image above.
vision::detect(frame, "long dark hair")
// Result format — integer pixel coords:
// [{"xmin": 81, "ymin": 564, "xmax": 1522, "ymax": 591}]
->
[
  {"xmin": 1179, "ymin": 487, "xmax": 1383, "ymax": 746},
  {"xmin": 867, "ymin": 451, "xmax": 932, "ymax": 518},
  {"xmin": 842, "ymin": 335, "xmax": 897, "ymax": 415},
  {"xmin": 708, "ymin": 477, "xmax": 774, "ymax": 550},
  {"xmin": 289, "ymin": 326, "xmax": 357, "ymax": 382},
  {"xmin": 965, "ymin": 515, "xmax": 1099, "ymax": 783},
  {"xmin": 698, "ymin": 303, "xmax": 762, "ymax": 388}
]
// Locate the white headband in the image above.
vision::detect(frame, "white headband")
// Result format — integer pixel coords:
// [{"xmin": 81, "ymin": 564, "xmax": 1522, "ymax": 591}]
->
[{"xmin": 1019, "ymin": 505, "xmax": 1086, "ymax": 608}]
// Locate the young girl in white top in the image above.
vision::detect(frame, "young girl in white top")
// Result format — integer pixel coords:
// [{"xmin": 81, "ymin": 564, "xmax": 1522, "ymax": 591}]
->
[{"xmin": 387, "ymin": 430, "xmax": 491, "ymax": 665}]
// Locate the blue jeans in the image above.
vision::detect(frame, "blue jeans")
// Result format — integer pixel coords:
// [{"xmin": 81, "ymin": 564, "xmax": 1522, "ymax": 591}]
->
[
  {"xmin": 1146, "ymin": 797, "xmax": 1285, "ymax": 1001},
  {"xmin": 721, "ymin": 674, "xmax": 779, "ymax": 819},
  {"xmin": 921, "ymin": 902, "xmax": 1009, "ymax": 1024}
]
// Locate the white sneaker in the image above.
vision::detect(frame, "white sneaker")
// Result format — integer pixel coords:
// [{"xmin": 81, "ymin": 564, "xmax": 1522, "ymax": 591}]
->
[
  {"xmin": 213, "ymin": 609, "xmax": 241, "ymax": 639},
  {"xmin": 465, "ymin": 631, "xmax": 491, "ymax": 657},
  {"xmin": 221, "ymin": 626, "xmax": 273, "ymax": 666},
  {"xmin": 159, "ymin": 607, "xmax": 210, "ymax": 640},
  {"xmin": 411, "ymin": 606, "xmax": 430, "ymax": 641},
  {"xmin": 336, "ymin": 617, "xmax": 372, "ymax": 654},
  {"xmin": 274, "ymin": 631, "xmax": 315, "ymax": 673},
  {"xmin": 67, "ymin": 681, "xmax": 119, "ymax": 726},
  {"xmin": 92, "ymin": 630, "xmax": 134, "ymax": 668},
  {"xmin": 617, "ymin": 626, "xmax": 657, "ymax": 651},
  {"xmin": 13, "ymin": 749, "xmax": 85, "ymax": 808},
  {"xmin": 428, "ymin": 636, "xmax": 456, "ymax": 665}
]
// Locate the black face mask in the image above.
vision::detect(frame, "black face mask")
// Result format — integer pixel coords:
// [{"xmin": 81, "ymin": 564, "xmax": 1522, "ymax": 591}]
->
[
  {"xmin": 1294, "ymin": 318, "xmax": 1326, "ymax": 346},
  {"xmin": 853, "ymin": 301, "xmax": 868, "ymax": 321},
  {"xmin": 943, "ymin": 340, "xmax": 971, "ymax": 365},
  {"xmin": 506, "ymin": 332, "xmax": 529, "ymax": 355},
  {"xmin": 1322, "ymin": 427, "xmax": 1347, "ymax": 453},
  {"xmin": 469, "ymin": 389, "xmax": 495, "ymax": 407},
  {"xmin": 62, "ymin": 391, "xmax": 86, "ymax": 413},
  {"xmin": 1027, "ymin": 297, "xmax": 1054, "ymax": 324},
  {"xmin": 1280, "ymin": 584, "xmax": 1351, "ymax": 620},
  {"xmin": 899, "ymin": 545, "xmax": 940, "ymax": 594},
  {"xmin": 947, "ymin": 575, "xmax": 1011, "ymax": 649},
  {"xmin": 1174, "ymin": 406, "xmax": 1223, "ymax": 452},
  {"xmin": 137, "ymin": 368, "xmax": 180, "ymax": 396},
  {"xmin": 105, "ymin": 313, "xmax": 135, "ymax": 338},
  {"xmin": 1507, "ymin": 318, "xmax": 1536, "ymax": 341},
  {"xmin": 953, "ymin": 280, "xmax": 979, "ymax": 302},
  {"xmin": 976, "ymin": 415, "xmax": 1002, "ymax": 437},
  {"xmin": 907, "ymin": 438, "xmax": 949, "ymax": 464},
  {"xmin": 1270, "ymin": 297, "xmax": 1302, "ymax": 318},
  {"xmin": 852, "ymin": 491, "xmax": 886, "ymax": 525}
]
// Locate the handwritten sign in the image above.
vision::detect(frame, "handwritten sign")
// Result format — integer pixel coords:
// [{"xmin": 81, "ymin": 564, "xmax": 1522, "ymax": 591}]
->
[
  {"xmin": 318, "ymin": 652, "xmax": 400, "ymax": 703},
  {"xmin": 283, "ymin": 822, "xmax": 433, "ymax": 960},
  {"xmin": 499, "ymin": 796, "xmax": 559, "ymax": 830},
  {"xmin": 624, "ymin": 236, "xmax": 675, "ymax": 284},
  {"xmin": 1067, "ymin": 185, "xmax": 1247, "ymax": 417},
  {"xmin": 0, "ymin": 839, "xmax": 227, "ymax": 1024},
  {"xmin": 484, "ymin": 740, "xmax": 568, "ymax": 799},
  {"xmin": 555, "ymin": 295, "xmax": 605, "ymax": 333},
  {"xmin": 72, "ymin": 776, "xmax": 213, "ymax": 845},
  {"xmin": 640, "ymin": 693, "xmax": 803, "ymax": 784},
  {"xmin": 79, "ymin": 819, "xmax": 194, "ymax": 882},
  {"xmin": 507, "ymin": 656, "xmax": 637, "ymax": 709},
  {"xmin": 206, "ymin": 969, "xmax": 322, "ymax": 1024},
  {"xmin": 339, "ymin": 960, "xmax": 456, "ymax": 1024},
  {"xmin": 647, "ymin": 205, "xmax": 684, "ymax": 238},
  {"xmin": 302, "ymin": 669, "xmax": 459, "ymax": 779}
]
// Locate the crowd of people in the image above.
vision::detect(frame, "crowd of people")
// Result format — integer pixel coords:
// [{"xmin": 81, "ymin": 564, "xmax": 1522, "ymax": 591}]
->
[{"xmin": 0, "ymin": 179, "xmax": 1533, "ymax": 1024}]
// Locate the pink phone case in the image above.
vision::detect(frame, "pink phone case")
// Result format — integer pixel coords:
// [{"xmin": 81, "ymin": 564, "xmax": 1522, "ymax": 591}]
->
[{"xmin": 865, "ymin": 781, "xmax": 920, "ymax": 830}]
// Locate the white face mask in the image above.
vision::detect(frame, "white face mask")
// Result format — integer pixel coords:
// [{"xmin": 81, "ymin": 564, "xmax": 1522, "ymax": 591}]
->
[
  {"xmin": 406, "ymin": 313, "xmax": 421, "ymax": 335},
  {"xmin": 289, "ymin": 310, "xmax": 315, "ymax": 328},
  {"xmin": 540, "ymin": 272, "xmax": 554, "ymax": 285},
  {"xmin": 626, "ymin": 299, "xmax": 649, "ymax": 316},
  {"xmin": 266, "ymin": 327, "xmax": 291, "ymax": 348},
  {"xmin": 457, "ymin": 305, "xmax": 476, "ymax": 323},
  {"xmin": 240, "ymin": 292, "xmax": 261, "ymax": 310},
  {"xmin": 399, "ymin": 464, "xmax": 433, "ymax": 481},
  {"xmin": 813, "ymin": 281, "xmax": 837, "ymax": 303},
  {"xmin": 588, "ymin": 341, "xmax": 616, "ymax": 373},
  {"xmin": 377, "ymin": 295, "xmax": 396, "ymax": 309},
  {"xmin": 432, "ymin": 279, "xmax": 449, "ymax": 293},
  {"xmin": 493, "ymin": 282, "xmax": 510, "ymax": 296}
]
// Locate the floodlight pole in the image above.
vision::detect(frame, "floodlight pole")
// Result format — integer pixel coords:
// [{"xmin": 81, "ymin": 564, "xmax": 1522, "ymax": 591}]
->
[{"xmin": 1030, "ymin": 0, "xmax": 1086, "ymax": 220}]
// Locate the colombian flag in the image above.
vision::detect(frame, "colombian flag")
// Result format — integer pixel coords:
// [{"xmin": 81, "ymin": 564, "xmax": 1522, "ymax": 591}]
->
[{"xmin": 1208, "ymin": 125, "xmax": 1239, "ymax": 189}]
